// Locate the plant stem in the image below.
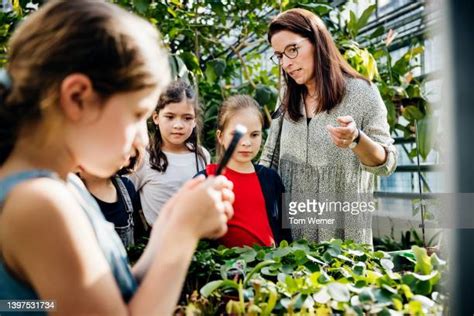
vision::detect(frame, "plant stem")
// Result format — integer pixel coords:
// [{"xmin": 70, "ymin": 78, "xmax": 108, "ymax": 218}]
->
[{"xmin": 414, "ymin": 120, "xmax": 426, "ymax": 247}]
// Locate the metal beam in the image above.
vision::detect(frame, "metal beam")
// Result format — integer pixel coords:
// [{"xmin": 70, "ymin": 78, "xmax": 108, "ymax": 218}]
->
[
  {"xmin": 374, "ymin": 191, "xmax": 438, "ymax": 199},
  {"xmin": 448, "ymin": 0, "xmax": 474, "ymax": 314},
  {"xmin": 395, "ymin": 164, "xmax": 442, "ymax": 172}
]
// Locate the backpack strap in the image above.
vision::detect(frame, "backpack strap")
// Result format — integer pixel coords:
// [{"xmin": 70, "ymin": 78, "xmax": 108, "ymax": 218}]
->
[{"xmin": 112, "ymin": 176, "xmax": 134, "ymax": 227}]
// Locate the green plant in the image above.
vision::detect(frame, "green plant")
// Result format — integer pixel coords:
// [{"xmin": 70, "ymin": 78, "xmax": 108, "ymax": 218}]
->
[
  {"xmin": 374, "ymin": 229, "xmax": 442, "ymax": 252},
  {"xmin": 177, "ymin": 239, "xmax": 447, "ymax": 315},
  {"xmin": 125, "ymin": 237, "xmax": 149, "ymax": 265}
]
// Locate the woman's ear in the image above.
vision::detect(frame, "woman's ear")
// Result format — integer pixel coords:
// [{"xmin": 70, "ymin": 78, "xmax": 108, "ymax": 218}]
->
[
  {"xmin": 152, "ymin": 111, "xmax": 159, "ymax": 125},
  {"xmin": 216, "ymin": 129, "xmax": 223, "ymax": 144},
  {"xmin": 59, "ymin": 74, "xmax": 96, "ymax": 121}
]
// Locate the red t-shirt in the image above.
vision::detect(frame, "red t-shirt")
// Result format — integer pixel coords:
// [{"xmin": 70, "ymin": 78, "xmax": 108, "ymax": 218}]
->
[{"xmin": 206, "ymin": 164, "xmax": 274, "ymax": 247}]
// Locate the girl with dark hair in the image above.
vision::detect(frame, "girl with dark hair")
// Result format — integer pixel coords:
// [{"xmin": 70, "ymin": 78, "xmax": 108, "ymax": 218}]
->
[
  {"xmin": 129, "ymin": 80, "xmax": 210, "ymax": 225},
  {"xmin": 260, "ymin": 8, "xmax": 397, "ymax": 244}
]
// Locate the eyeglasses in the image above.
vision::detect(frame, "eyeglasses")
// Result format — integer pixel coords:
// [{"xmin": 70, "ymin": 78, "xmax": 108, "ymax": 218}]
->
[{"xmin": 270, "ymin": 38, "xmax": 308, "ymax": 65}]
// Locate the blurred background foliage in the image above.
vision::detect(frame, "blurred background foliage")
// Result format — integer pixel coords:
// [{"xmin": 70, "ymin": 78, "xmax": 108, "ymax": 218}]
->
[{"xmin": 0, "ymin": 0, "xmax": 432, "ymax": 160}]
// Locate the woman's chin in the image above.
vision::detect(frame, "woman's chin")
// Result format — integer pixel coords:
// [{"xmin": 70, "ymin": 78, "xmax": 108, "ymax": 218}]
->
[{"xmin": 292, "ymin": 76, "xmax": 306, "ymax": 85}]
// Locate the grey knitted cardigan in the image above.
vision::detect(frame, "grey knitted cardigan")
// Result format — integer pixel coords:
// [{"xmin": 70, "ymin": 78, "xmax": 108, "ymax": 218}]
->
[{"xmin": 260, "ymin": 78, "xmax": 397, "ymax": 245}]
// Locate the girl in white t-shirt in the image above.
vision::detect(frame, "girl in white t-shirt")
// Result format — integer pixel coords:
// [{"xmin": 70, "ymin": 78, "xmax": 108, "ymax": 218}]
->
[{"xmin": 130, "ymin": 80, "xmax": 210, "ymax": 225}]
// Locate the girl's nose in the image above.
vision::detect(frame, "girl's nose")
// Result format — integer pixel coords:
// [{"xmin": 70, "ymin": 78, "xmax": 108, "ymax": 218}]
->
[
  {"xmin": 173, "ymin": 120, "xmax": 184, "ymax": 129},
  {"xmin": 241, "ymin": 138, "xmax": 251, "ymax": 146}
]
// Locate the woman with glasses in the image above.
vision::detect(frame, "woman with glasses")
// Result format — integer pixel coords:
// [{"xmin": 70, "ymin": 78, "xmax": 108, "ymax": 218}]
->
[{"xmin": 260, "ymin": 8, "xmax": 397, "ymax": 245}]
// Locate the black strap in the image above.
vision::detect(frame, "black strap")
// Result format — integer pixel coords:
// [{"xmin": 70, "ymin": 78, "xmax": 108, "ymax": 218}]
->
[
  {"xmin": 112, "ymin": 176, "xmax": 134, "ymax": 227},
  {"xmin": 270, "ymin": 110, "xmax": 284, "ymax": 171},
  {"xmin": 194, "ymin": 149, "xmax": 199, "ymax": 174}
]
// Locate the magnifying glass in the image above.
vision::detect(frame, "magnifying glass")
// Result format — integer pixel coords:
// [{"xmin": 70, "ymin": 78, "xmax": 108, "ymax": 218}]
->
[{"xmin": 215, "ymin": 124, "xmax": 247, "ymax": 175}]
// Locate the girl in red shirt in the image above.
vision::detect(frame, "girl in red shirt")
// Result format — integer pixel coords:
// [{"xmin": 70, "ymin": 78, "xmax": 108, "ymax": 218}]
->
[{"xmin": 201, "ymin": 95, "xmax": 291, "ymax": 248}]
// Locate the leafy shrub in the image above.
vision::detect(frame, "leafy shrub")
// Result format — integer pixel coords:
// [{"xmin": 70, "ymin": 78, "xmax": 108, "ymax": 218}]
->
[{"xmin": 176, "ymin": 239, "xmax": 447, "ymax": 315}]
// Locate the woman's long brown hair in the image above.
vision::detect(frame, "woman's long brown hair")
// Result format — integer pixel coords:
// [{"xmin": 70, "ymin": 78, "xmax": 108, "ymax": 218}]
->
[{"xmin": 268, "ymin": 8, "xmax": 369, "ymax": 122}]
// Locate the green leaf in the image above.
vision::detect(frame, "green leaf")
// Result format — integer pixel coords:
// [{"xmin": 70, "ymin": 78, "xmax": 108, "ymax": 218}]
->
[
  {"xmin": 167, "ymin": 6, "xmax": 177, "ymax": 18},
  {"xmin": 405, "ymin": 84, "xmax": 421, "ymax": 98},
  {"xmin": 236, "ymin": 247, "xmax": 257, "ymax": 263},
  {"xmin": 133, "ymin": 0, "xmax": 149, "ymax": 14},
  {"xmin": 379, "ymin": 308, "xmax": 395, "ymax": 316},
  {"xmin": 356, "ymin": 4, "xmax": 376, "ymax": 32},
  {"xmin": 347, "ymin": 284, "xmax": 363, "ymax": 294},
  {"xmin": 277, "ymin": 272, "xmax": 287, "ymax": 284},
  {"xmin": 281, "ymin": 264, "xmax": 294, "ymax": 274},
  {"xmin": 380, "ymin": 258, "xmax": 395, "ymax": 271},
  {"xmin": 414, "ymin": 280, "xmax": 432, "ymax": 295},
  {"xmin": 352, "ymin": 262, "xmax": 366, "ymax": 276},
  {"xmin": 416, "ymin": 116, "xmax": 436, "ymax": 160},
  {"xmin": 366, "ymin": 270, "xmax": 383, "ymax": 284},
  {"xmin": 348, "ymin": 11, "xmax": 358, "ymax": 38},
  {"xmin": 318, "ymin": 271, "xmax": 331, "ymax": 284},
  {"xmin": 293, "ymin": 249, "xmax": 308, "ymax": 263},
  {"xmin": 272, "ymin": 246, "xmax": 292, "ymax": 259},
  {"xmin": 412, "ymin": 295, "xmax": 436, "ymax": 310},
  {"xmin": 374, "ymin": 251, "xmax": 387, "ymax": 259},
  {"xmin": 261, "ymin": 267, "xmax": 279, "ymax": 276},
  {"xmin": 169, "ymin": 0, "xmax": 182, "ymax": 6},
  {"xmin": 382, "ymin": 284, "xmax": 398, "ymax": 295},
  {"xmin": 373, "ymin": 288, "xmax": 394, "ymax": 303},
  {"xmin": 180, "ymin": 52, "xmax": 200, "ymax": 72},
  {"xmin": 392, "ymin": 298, "xmax": 403, "ymax": 311},
  {"xmin": 409, "ymin": 271, "xmax": 439, "ymax": 282},
  {"xmin": 347, "ymin": 249, "xmax": 365, "ymax": 257},
  {"xmin": 327, "ymin": 282, "xmax": 350, "ymax": 302},
  {"xmin": 210, "ymin": 1, "xmax": 224, "ymax": 16},
  {"xmin": 200, "ymin": 279, "xmax": 239, "ymax": 297},
  {"xmin": 407, "ymin": 300, "xmax": 423, "ymax": 314},
  {"xmin": 402, "ymin": 273, "xmax": 417, "ymax": 288},
  {"xmin": 306, "ymin": 254, "xmax": 326, "ymax": 266},
  {"xmin": 255, "ymin": 85, "xmax": 276, "ymax": 107},
  {"xmin": 299, "ymin": 3, "xmax": 333, "ymax": 16},
  {"xmin": 313, "ymin": 287, "xmax": 331, "ymax": 304},
  {"xmin": 205, "ymin": 65, "xmax": 217, "ymax": 83},
  {"xmin": 392, "ymin": 46, "xmax": 424, "ymax": 75},
  {"xmin": 409, "ymin": 46, "xmax": 425, "ymax": 56},
  {"xmin": 430, "ymin": 253, "xmax": 447, "ymax": 269},
  {"xmin": 366, "ymin": 51, "xmax": 379, "ymax": 80},
  {"xmin": 412, "ymin": 246, "xmax": 433, "ymax": 275},
  {"xmin": 211, "ymin": 59, "xmax": 226, "ymax": 77},
  {"xmin": 284, "ymin": 275, "xmax": 298, "ymax": 293},
  {"xmin": 402, "ymin": 105, "xmax": 424, "ymax": 121},
  {"xmin": 262, "ymin": 284, "xmax": 277, "ymax": 315},
  {"xmin": 327, "ymin": 245, "xmax": 342, "ymax": 257},
  {"xmin": 359, "ymin": 288, "xmax": 375, "ymax": 303},
  {"xmin": 369, "ymin": 26, "xmax": 385, "ymax": 39},
  {"xmin": 336, "ymin": 254, "xmax": 353, "ymax": 263},
  {"xmin": 244, "ymin": 260, "xmax": 276, "ymax": 285},
  {"xmin": 385, "ymin": 100, "xmax": 397, "ymax": 128}
]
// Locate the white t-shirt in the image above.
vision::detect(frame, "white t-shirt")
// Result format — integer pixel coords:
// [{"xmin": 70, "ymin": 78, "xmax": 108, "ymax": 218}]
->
[{"xmin": 129, "ymin": 148, "xmax": 210, "ymax": 225}]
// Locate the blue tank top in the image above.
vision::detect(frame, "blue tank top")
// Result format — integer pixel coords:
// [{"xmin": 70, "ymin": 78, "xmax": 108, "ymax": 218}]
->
[{"xmin": 0, "ymin": 170, "xmax": 138, "ymax": 310}]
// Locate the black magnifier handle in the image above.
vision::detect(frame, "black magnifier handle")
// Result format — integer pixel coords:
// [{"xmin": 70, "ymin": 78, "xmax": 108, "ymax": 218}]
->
[{"xmin": 215, "ymin": 124, "xmax": 247, "ymax": 175}]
